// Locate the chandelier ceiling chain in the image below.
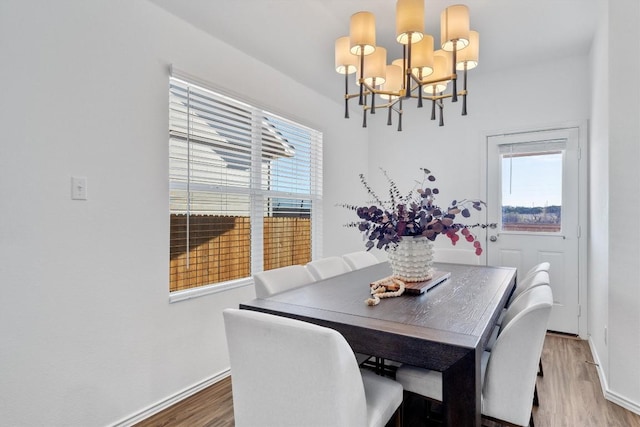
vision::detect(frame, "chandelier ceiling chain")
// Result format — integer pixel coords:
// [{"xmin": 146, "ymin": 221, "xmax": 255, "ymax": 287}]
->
[{"xmin": 334, "ymin": 0, "xmax": 479, "ymax": 129}]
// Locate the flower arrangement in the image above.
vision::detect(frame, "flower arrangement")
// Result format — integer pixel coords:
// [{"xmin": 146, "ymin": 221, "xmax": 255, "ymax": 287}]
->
[{"xmin": 343, "ymin": 168, "xmax": 491, "ymax": 255}]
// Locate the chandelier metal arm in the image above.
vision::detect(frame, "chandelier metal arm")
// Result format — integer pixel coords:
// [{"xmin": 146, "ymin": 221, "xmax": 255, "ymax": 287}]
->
[
  {"xmin": 358, "ymin": 52, "xmax": 365, "ymax": 105},
  {"xmin": 451, "ymin": 40, "xmax": 459, "ymax": 103},
  {"xmin": 370, "ymin": 77, "xmax": 377, "ymax": 114},
  {"xmin": 344, "ymin": 73, "xmax": 350, "ymax": 119},
  {"xmin": 362, "ymin": 92, "xmax": 368, "ymax": 127},
  {"xmin": 405, "ymin": 34, "xmax": 413, "ymax": 99},
  {"xmin": 364, "ymin": 98, "xmax": 400, "ymax": 111},
  {"xmin": 360, "ymin": 80, "xmax": 405, "ymax": 99},
  {"xmin": 416, "ymin": 90, "xmax": 467, "ymax": 102},
  {"xmin": 345, "ymin": 92, "xmax": 369, "ymax": 100},
  {"xmin": 462, "ymin": 66, "xmax": 468, "ymax": 116},
  {"xmin": 361, "ymin": 97, "xmax": 404, "ymax": 131},
  {"xmin": 416, "ymin": 73, "xmax": 458, "ymax": 87}
]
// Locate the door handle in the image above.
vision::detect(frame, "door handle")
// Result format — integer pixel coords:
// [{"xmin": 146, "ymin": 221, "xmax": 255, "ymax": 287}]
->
[{"xmin": 489, "ymin": 235, "xmax": 498, "ymax": 242}]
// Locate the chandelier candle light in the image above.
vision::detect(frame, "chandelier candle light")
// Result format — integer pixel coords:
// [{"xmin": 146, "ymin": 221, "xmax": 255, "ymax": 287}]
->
[{"xmin": 334, "ymin": 0, "xmax": 479, "ymax": 129}]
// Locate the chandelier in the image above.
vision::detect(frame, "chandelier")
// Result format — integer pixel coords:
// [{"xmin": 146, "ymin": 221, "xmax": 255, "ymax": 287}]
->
[{"xmin": 334, "ymin": 0, "xmax": 479, "ymax": 129}]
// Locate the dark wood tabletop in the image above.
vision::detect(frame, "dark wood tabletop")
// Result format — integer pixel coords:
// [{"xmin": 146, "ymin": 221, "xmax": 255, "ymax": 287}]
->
[{"xmin": 240, "ymin": 261, "xmax": 516, "ymax": 426}]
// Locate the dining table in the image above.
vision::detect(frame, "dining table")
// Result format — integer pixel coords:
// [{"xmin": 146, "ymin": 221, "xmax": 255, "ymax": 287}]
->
[{"xmin": 239, "ymin": 261, "xmax": 517, "ymax": 426}]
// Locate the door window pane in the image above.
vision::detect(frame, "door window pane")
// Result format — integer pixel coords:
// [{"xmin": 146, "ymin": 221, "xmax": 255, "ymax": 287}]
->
[{"xmin": 501, "ymin": 151, "xmax": 563, "ymax": 233}]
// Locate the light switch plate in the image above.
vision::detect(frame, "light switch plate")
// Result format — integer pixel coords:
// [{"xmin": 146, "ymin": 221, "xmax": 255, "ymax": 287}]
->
[{"xmin": 71, "ymin": 176, "xmax": 88, "ymax": 200}]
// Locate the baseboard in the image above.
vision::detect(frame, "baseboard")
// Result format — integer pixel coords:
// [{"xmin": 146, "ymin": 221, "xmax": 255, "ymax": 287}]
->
[
  {"xmin": 588, "ymin": 337, "xmax": 640, "ymax": 416},
  {"xmin": 606, "ymin": 389, "xmax": 640, "ymax": 415},
  {"xmin": 109, "ymin": 369, "xmax": 231, "ymax": 427},
  {"xmin": 588, "ymin": 336, "xmax": 608, "ymax": 394}
]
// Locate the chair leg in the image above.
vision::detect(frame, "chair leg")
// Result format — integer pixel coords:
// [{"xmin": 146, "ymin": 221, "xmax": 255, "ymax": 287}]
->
[
  {"xmin": 538, "ymin": 357, "xmax": 544, "ymax": 377},
  {"xmin": 394, "ymin": 402, "xmax": 402, "ymax": 427},
  {"xmin": 529, "ymin": 411, "xmax": 535, "ymax": 427},
  {"xmin": 533, "ymin": 384, "xmax": 539, "ymax": 407}
]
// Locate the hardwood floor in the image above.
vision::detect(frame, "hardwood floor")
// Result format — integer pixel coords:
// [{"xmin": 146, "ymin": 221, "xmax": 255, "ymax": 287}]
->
[
  {"xmin": 532, "ymin": 334, "xmax": 640, "ymax": 427},
  {"xmin": 135, "ymin": 377, "xmax": 234, "ymax": 427},
  {"xmin": 136, "ymin": 334, "xmax": 640, "ymax": 427}
]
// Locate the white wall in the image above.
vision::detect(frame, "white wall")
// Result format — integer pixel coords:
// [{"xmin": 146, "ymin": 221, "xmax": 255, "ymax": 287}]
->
[
  {"xmin": 588, "ymin": 0, "xmax": 610, "ymax": 398},
  {"xmin": 588, "ymin": 0, "xmax": 640, "ymax": 414},
  {"xmin": 0, "ymin": 1, "xmax": 366, "ymax": 425},
  {"xmin": 606, "ymin": 0, "xmax": 640, "ymax": 410}
]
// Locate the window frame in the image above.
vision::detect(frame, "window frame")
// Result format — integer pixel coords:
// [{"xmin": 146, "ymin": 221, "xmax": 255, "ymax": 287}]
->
[
  {"xmin": 498, "ymin": 140, "xmax": 565, "ymax": 236},
  {"xmin": 168, "ymin": 69, "xmax": 323, "ymax": 303}
]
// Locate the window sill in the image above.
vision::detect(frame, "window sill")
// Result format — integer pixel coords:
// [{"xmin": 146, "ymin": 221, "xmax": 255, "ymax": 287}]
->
[{"xmin": 169, "ymin": 278, "xmax": 254, "ymax": 303}]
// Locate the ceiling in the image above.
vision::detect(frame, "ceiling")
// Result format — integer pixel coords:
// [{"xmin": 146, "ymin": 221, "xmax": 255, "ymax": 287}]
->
[{"xmin": 149, "ymin": 0, "xmax": 598, "ymax": 99}]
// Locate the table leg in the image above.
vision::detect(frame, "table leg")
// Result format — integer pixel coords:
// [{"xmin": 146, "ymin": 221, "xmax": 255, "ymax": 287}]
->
[{"xmin": 442, "ymin": 348, "xmax": 481, "ymax": 426}]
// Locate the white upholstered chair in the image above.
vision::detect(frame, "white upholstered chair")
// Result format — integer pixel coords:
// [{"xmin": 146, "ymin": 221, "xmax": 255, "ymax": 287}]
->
[
  {"xmin": 507, "ymin": 263, "xmax": 551, "ymax": 307},
  {"xmin": 306, "ymin": 256, "xmax": 352, "ymax": 280},
  {"xmin": 252, "ymin": 265, "xmax": 315, "ymax": 299},
  {"xmin": 488, "ymin": 281, "xmax": 552, "ymax": 350},
  {"xmin": 254, "ymin": 263, "xmax": 371, "ymax": 365},
  {"xmin": 491, "ymin": 274, "xmax": 552, "ymax": 400},
  {"xmin": 223, "ymin": 308, "xmax": 403, "ymax": 427},
  {"xmin": 499, "ymin": 270, "xmax": 550, "ymax": 327},
  {"xmin": 524, "ymin": 261, "xmax": 551, "ymax": 278},
  {"xmin": 342, "ymin": 251, "xmax": 380, "ymax": 270},
  {"xmin": 307, "ymin": 255, "xmax": 375, "ymax": 365},
  {"xmin": 395, "ymin": 285, "xmax": 552, "ymax": 427}
]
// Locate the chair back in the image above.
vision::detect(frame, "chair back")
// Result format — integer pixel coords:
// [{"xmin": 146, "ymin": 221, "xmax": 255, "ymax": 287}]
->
[
  {"xmin": 524, "ymin": 261, "xmax": 551, "ymax": 278},
  {"xmin": 508, "ymin": 269, "xmax": 550, "ymax": 306},
  {"xmin": 342, "ymin": 251, "xmax": 380, "ymax": 270},
  {"xmin": 503, "ymin": 274, "xmax": 551, "ymax": 330},
  {"xmin": 223, "ymin": 308, "xmax": 368, "ymax": 427},
  {"xmin": 253, "ymin": 265, "xmax": 315, "ymax": 298},
  {"xmin": 306, "ymin": 256, "xmax": 352, "ymax": 280},
  {"xmin": 482, "ymin": 285, "xmax": 553, "ymax": 426}
]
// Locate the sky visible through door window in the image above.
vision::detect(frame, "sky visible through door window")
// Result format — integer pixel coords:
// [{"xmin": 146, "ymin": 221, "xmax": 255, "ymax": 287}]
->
[
  {"xmin": 501, "ymin": 151, "xmax": 562, "ymax": 232},
  {"xmin": 502, "ymin": 153, "xmax": 562, "ymax": 207}
]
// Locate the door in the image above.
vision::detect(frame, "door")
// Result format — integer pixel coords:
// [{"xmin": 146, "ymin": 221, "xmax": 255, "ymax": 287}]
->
[{"xmin": 486, "ymin": 128, "xmax": 580, "ymax": 335}]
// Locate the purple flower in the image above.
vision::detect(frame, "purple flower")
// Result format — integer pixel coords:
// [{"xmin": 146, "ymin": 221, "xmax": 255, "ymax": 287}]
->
[{"xmin": 341, "ymin": 168, "xmax": 493, "ymax": 254}]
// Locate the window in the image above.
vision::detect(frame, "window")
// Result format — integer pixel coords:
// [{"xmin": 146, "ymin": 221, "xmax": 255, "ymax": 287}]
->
[
  {"xmin": 499, "ymin": 140, "xmax": 564, "ymax": 233},
  {"xmin": 169, "ymin": 73, "xmax": 322, "ymax": 296}
]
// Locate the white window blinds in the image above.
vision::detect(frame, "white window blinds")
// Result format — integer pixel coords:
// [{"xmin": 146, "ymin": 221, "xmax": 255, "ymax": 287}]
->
[
  {"xmin": 498, "ymin": 139, "xmax": 567, "ymax": 156},
  {"xmin": 168, "ymin": 73, "xmax": 322, "ymax": 293}
]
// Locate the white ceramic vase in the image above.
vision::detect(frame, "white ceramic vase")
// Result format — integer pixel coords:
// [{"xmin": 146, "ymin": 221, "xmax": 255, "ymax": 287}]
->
[{"xmin": 387, "ymin": 236, "xmax": 434, "ymax": 282}]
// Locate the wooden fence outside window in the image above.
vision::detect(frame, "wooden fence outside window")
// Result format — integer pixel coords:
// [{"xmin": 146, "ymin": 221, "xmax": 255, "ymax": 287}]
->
[{"xmin": 170, "ymin": 215, "xmax": 311, "ymax": 292}]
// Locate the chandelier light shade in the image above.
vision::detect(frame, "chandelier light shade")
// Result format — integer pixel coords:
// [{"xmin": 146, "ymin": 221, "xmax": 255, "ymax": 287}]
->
[
  {"xmin": 455, "ymin": 30, "xmax": 478, "ymax": 115},
  {"xmin": 440, "ymin": 4, "xmax": 469, "ymax": 102},
  {"xmin": 362, "ymin": 46, "xmax": 387, "ymax": 87},
  {"xmin": 335, "ymin": 37, "xmax": 358, "ymax": 75},
  {"xmin": 456, "ymin": 30, "xmax": 479, "ymax": 70},
  {"xmin": 423, "ymin": 50, "xmax": 451, "ymax": 127},
  {"xmin": 381, "ymin": 64, "xmax": 405, "ymax": 128},
  {"xmin": 396, "ymin": 0, "xmax": 425, "ymax": 44},
  {"xmin": 423, "ymin": 50, "xmax": 451, "ymax": 94},
  {"xmin": 349, "ymin": 12, "xmax": 376, "ymax": 55},
  {"xmin": 381, "ymin": 65, "xmax": 403, "ymax": 100},
  {"xmin": 440, "ymin": 5, "xmax": 470, "ymax": 51},
  {"xmin": 335, "ymin": 1, "xmax": 479, "ymax": 129},
  {"xmin": 410, "ymin": 35, "xmax": 435, "ymax": 79},
  {"xmin": 362, "ymin": 46, "xmax": 387, "ymax": 120}
]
